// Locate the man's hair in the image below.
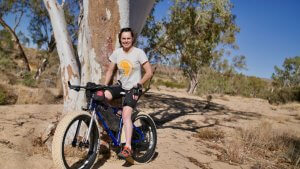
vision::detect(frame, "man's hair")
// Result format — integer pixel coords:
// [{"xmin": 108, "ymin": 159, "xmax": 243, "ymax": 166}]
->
[{"xmin": 118, "ymin": 27, "xmax": 135, "ymax": 47}]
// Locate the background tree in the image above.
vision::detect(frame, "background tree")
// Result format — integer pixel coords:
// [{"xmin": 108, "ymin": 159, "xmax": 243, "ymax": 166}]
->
[
  {"xmin": 141, "ymin": 0, "xmax": 239, "ymax": 94},
  {"xmin": 0, "ymin": 0, "xmax": 31, "ymax": 71},
  {"xmin": 139, "ymin": 0, "xmax": 164, "ymax": 63},
  {"xmin": 272, "ymin": 56, "xmax": 300, "ymax": 88}
]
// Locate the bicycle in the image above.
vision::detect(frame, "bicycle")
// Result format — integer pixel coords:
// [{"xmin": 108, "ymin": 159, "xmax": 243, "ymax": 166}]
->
[{"xmin": 52, "ymin": 81, "xmax": 157, "ymax": 169}]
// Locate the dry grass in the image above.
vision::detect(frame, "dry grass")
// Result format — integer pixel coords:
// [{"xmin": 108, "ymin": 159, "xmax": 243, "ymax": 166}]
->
[
  {"xmin": 279, "ymin": 103, "xmax": 300, "ymax": 112},
  {"xmin": 204, "ymin": 121, "xmax": 300, "ymax": 168},
  {"xmin": 154, "ymin": 64, "xmax": 183, "ymax": 80},
  {"xmin": 217, "ymin": 94, "xmax": 230, "ymax": 101},
  {"xmin": 290, "ymin": 112, "xmax": 300, "ymax": 121},
  {"xmin": 223, "ymin": 116, "xmax": 238, "ymax": 122},
  {"xmin": 217, "ymin": 141, "xmax": 245, "ymax": 165},
  {"xmin": 230, "ymin": 121, "xmax": 300, "ymax": 168},
  {"xmin": 278, "ymin": 103, "xmax": 300, "ymax": 121},
  {"xmin": 270, "ymin": 116, "xmax": 291, "ymax": 124},
  {"xmin": 283, "ymin": 104, "xmax": 300, "ymax": 120},
  {"xmin": 194, "ymin": 128, "xmax": 224, "ymax": 141}
]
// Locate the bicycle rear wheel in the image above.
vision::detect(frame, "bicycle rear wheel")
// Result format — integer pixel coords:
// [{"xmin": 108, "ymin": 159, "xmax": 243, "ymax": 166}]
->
[
  {"xmin": 132, "ymin": 114, "xmax": 157, "ymax": 163},
  {"xmin": 52, "ymin": 112, "xmax": 100, "ymax": 169}
]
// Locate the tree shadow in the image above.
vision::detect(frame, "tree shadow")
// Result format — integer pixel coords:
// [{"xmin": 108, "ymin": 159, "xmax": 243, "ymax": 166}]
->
[
  {"xmin": 138, "ymin": 92, "xmax": 262, "ymax": 132},
  {"xmin": 91, "ymin": 91, "xmax": 262, "ymax": 167}
]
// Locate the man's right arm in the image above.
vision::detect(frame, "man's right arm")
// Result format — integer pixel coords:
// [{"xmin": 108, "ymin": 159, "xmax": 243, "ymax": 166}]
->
[{"xmin": 104, "ymin": 62, "xmax": 116, "ymax": 85}]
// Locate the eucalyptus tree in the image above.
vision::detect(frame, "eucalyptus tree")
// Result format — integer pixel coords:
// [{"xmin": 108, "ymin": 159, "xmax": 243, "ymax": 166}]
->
[
  {"xmin": 0, "ymin": 0, "xmax": 31, "ymax": 71},
  {"xmin": 139, "ymin": 0, "xmax": 164, "ymax": 63},
  {"xmin": 155, "ymin": 0, "xmax": 239, "ymax": 93},
  {"xmin": 43, "ymin": 0, "xmax": 155, "ymax": 113},
  {"xmin": 272, "ymin": 56, "xmax": 300, "ymax": 88}
]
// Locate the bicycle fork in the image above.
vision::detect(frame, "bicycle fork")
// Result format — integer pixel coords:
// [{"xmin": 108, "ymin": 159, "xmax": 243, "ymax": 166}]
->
[
  {"xmin": 85, "ymin": 110, "xmax": 96, "ymax": 142},
  {"xmin": 72, "ymin": 110, "xmax": 96, "ymax": 147}
]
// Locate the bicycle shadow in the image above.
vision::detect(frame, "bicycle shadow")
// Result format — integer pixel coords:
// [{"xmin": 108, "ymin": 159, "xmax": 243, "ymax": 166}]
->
[{"xmin": 138, "ymin": 92, "xmax": 262, "ymax": 132}]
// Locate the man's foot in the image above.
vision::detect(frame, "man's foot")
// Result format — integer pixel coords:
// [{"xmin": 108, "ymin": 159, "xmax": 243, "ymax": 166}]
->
[{"xmin": 118, "ymin": 146, "xmax": 133, "ymax": 159}]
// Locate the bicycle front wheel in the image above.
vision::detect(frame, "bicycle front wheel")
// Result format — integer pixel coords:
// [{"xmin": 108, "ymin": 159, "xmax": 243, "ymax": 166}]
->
[{"xmin": 52, "ymin": 112, "xmax": 100, "ymax": 169}]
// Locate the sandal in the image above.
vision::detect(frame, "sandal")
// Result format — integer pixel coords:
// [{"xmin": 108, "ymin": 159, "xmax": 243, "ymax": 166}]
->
[{"xmin": 118, "ymin": 146, "xmax": 133, "ymax": 159}]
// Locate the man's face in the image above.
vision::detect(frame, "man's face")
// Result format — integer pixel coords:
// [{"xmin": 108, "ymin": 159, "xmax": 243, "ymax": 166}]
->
[{"xmin": 121, "ymin": 32, "xmax": 133, "ymax": 50}]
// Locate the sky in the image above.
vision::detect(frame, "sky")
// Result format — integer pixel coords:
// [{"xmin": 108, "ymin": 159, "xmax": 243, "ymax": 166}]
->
[
  {"xmin": 154, "ymin": 0, "xmax": 300, "ymax": 79},
  {"xmin": 2, "ymin": 0, "xmax": 300, "ymax": 79}
]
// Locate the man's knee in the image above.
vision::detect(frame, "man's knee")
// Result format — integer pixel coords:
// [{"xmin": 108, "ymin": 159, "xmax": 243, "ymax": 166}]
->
[{"xmin": 104, "ymin": 90, "xmax": 113, "ymax": 100}]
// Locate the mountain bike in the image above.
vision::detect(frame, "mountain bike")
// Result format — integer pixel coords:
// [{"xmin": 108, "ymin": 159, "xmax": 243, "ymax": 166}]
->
[{"xmin": 52, "ymin": 82, "xmax": 157, "ymax": 169}]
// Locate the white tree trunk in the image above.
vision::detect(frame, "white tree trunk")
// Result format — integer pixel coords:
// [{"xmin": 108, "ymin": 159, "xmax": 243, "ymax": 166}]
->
[
  {"xmin": 76, "ymin": 0, "xmax": 93, "ymax": 110},
  {"xmin": 187, "ymin": 72, "xmax": 199, "ymax": 94},
  {"xmin": 44, "ymin": 0, "xmax": 155, "ymax": 113},
  {"xmin": 188, "ymin": 78, "xmax": 198, "ymax": 94},
  {"xmin": 43, "ymin": 0, "xmax": 80, "ymax": 113}
]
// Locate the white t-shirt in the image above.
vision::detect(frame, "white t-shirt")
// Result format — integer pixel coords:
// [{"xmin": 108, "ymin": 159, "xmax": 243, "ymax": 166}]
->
[{"xmin": 109, "ymin": 47, "xmax": 148, "ymax": 90}]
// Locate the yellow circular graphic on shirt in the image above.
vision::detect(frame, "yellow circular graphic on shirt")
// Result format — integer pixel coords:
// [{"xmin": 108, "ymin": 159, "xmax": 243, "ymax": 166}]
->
[{"xmin": 119, "ymin": 59, "xmax": 133, "ymax": 77}]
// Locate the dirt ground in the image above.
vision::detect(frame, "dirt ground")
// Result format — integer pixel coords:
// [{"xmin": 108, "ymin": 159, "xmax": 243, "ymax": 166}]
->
[{"xmin": 0, "ymin": 88, "xmax": 299, "ymax": 169}]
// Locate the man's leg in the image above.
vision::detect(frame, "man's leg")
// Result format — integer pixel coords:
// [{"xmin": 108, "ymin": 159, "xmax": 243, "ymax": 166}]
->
[
  {"xmin": 122, "ymin": 106, "xmax": 133, "ymax": 150},
  {"xmin": 118, "ymin": 89, "xmax": 138, "ymax": 158}
]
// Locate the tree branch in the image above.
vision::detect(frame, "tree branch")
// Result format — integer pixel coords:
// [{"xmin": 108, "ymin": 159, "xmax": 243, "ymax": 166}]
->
[
  {"xmin": 0, "ymin": 17, "xmax": 31, "ymax": 72},
  {"xmin": 13, "ymin": 10, "xmax": 24, "ymax": 32},
  {"xmin": 61, "ymin": 0, "xmax": 65, "ymax": 8},
  {"xmin": 78, "ymin": 0, "xmax": 84, "ymax": 27}
]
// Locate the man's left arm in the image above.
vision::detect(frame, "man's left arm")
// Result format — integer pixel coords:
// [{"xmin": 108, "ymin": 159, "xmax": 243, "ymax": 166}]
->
[{"xmin": 139, "ymin": 61, "xmax": 153, "ymax": 86}]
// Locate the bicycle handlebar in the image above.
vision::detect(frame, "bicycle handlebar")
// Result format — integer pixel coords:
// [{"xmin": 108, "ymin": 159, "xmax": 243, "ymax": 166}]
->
[{"xmin": 68, "ymin": 81, "xmax": 110, "ymax": 92}]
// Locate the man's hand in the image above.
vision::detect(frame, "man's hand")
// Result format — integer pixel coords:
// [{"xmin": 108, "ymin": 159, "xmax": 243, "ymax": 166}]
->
[{"xmin": 132, "ymin": 83, "xmax": 142, "ymax": 100}]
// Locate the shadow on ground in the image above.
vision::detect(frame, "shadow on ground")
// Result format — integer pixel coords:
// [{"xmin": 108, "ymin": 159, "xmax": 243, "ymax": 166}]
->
[{"xmin": 138, "ymin": 92, "xmax": 262, "ymax": 132}]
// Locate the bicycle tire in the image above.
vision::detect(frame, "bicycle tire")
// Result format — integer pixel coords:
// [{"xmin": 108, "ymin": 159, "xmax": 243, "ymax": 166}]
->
[
  {"xmin": 132, "ymin": 113, "xmax": 157, "ymax": 163},
  {"xmin": 52, "ymin": 112, "xmax": 100, "ymax": 169}
]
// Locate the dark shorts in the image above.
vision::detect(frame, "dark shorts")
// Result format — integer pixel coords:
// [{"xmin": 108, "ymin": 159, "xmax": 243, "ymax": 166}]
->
[{"xmin": 107, "ymin": 85, "xmax": 139, "ymax": 109}]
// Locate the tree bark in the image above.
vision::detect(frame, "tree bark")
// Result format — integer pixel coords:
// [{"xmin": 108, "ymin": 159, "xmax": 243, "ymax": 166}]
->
[
  {"xmin": 187, "ymin": 72, "xmax": 199, "ymax": 94},
  {"xmin": 0, "ymin": 17, "xmax": 31, "ymax": 72},
  {"xmin": 187, "ymin": 77, "xmax": 198, "ymax": 94},
  {"xmin": 43, "ymin": 0, "xmax": 80, "ymax": 113},
  {"xmin": 34, "ymin": 58, "xmax": 48, "ymax": 80}
]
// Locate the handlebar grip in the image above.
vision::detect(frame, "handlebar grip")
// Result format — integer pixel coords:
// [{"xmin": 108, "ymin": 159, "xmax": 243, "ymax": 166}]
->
[{"xmin": 68, "ymin": 81, "xmax": 80, "ymax": 91}]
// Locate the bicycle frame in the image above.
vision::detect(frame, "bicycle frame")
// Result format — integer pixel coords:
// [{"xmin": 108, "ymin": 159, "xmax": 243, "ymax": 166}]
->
[{"xmin": 83, "ymin": 98, "xmax": 145, "ymax": 147}]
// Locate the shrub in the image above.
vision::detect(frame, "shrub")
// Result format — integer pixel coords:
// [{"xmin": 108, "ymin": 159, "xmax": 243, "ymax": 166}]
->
[
  {"xmin": 196, "ymin": 70, "xmax": 271, "ymax": 99},
  {"xmin": 268, "ymin": 87, "xmax": 300, "ymax": 104},
  {"xmin": 0, "ymin": 85, "xmax": 17, "ymax": 105},
  {"xmin": 153, "ymin": 78, "xmax": 186, "ymax": 89},
  {"xmin": 0, "ymin": 88, "xmax": 6, "ymax": 105},
  {"xmin": 0, "ymin": 52, "xmax": 15, "ymax": 70},
  {"xmin": 22, "ymin": 71, "xmax": 37, "ymax": 87}
]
